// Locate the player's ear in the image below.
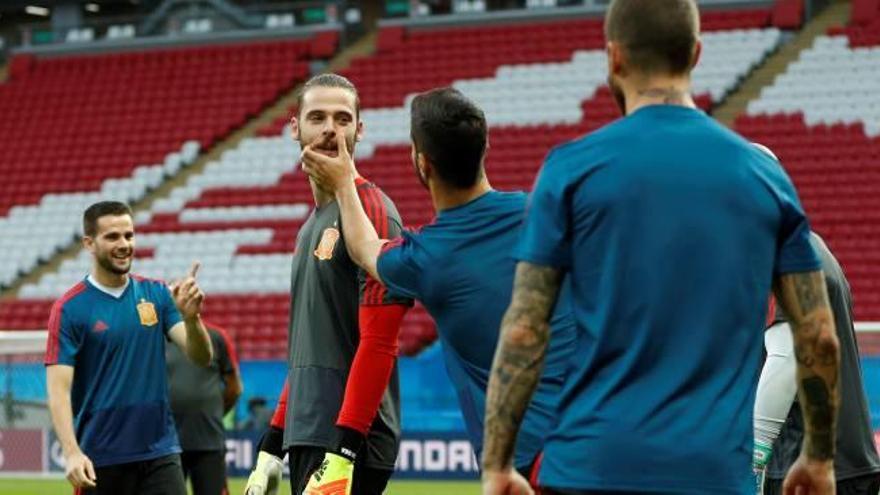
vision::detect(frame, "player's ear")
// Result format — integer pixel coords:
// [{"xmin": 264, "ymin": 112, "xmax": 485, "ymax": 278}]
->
[
  {"xmin": 418, "ymin": 153, "xmax": 432, "ymax": 179},
  {"xmin": 82, "ymin": 235, "xmax": 95, "ymax": 253},
  {"xmin": 355, "ymin": 119, "xmax": 364, "ymax": 143},
  {"xmin": 607, "ymin": 41, "xmax": 624, "ymax": 77},
  {"xmin": 289, "ymin": 115, "xmax": 300, "ymax": 142},
  {"xmin": 690, "ymin": 39, "xmax": 703, "ymax": 71}
]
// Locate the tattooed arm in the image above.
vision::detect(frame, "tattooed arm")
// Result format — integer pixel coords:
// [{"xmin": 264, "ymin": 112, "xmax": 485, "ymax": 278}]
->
[
  {"xmin": 774, "ymin": 270, "xmax": 839, "ymax": 461},
  {"xmin": 482, "ymin": 262, "xmax": 562, "ymax": 474}
]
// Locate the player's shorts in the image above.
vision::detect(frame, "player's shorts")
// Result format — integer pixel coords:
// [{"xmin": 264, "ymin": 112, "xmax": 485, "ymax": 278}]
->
[
  {"xmin": 75, "ymin": 454, "xmax": 186, "ymax": 495},
  {"xmin": 180, "ymin": 449, "xmax": 228, "ymax": 495},
  {"xmin": 764, "ymin": 472, "xmax": 880, "ymax": 495},
  {"xmin": 287, "ymin": 446, "xmax": 392, "ymax": 495},
  {"xmin": 515, "ymin": 451, "xmax": 544, "ymax": 494}
]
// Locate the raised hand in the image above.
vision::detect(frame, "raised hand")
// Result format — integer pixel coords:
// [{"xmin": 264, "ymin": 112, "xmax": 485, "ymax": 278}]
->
[{"xmin": 171, "ymin": 261, "xmax": 204, "ymax": 320}]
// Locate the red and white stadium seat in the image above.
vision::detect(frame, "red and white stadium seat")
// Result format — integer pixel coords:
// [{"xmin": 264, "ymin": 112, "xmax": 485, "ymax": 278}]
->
[
  {"xmin": 0, "ymin": 9, "xmax": 797, "ymax": 358},
  {"xmin": 0, "ymin": 38, "xmax": 328, "ymax": 289},
  {"xmin": 736, "ymin": 9, "xmax": 880, "ymax": 321}
]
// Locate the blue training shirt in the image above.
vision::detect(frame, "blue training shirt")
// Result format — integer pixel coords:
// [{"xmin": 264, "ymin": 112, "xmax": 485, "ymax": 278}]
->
[
  {"xmin": 515, "ymin": 105, "xmax": 821, "ymax": 493},
  {"xmin": 45, "ymin": 275, "xmax": 184, "ymax": 467},
  {"xmin": 377, "ymin": 190, "xmax": 577, "ymax": 469}
]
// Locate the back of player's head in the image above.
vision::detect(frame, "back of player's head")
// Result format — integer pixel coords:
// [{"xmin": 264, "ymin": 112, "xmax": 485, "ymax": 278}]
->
[
  {"xmin": 296, "ymin": 73, "xmax": 360, "ymax": 118},
  {"xmin": 604, "ymin": 0, "xmax": 700, "ymax": 76},
  {"xmin": 410, "ymin": 87, "xmax": 488, "ymax": 189},
  {"xmin": 83, "ymin": 201, "xmax": 133, "ymax": 237}
]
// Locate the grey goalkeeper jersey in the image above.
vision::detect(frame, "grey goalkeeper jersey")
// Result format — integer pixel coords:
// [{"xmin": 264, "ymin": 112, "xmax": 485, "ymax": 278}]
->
[
  {"xmin": 766, "ymin": 233, "xmax": 880, "ymax": 480},
  {"xmin": 283, "ymin": 179, "xmax": 411, "ymax": 470}
]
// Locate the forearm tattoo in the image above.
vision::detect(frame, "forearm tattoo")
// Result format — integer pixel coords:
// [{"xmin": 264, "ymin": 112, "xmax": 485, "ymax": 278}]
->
[
  {"xmin": 778, "ymin": 271, "xmax": 839, "ymax": 461},
  {"xmin": 482, "ymin": 263, "xmax": 562, "ymax": 470}
]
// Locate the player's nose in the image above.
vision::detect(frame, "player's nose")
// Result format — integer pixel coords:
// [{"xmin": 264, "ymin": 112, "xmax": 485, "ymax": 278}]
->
[{"xmin": 321, "ymin": 120, "xmax": 335, "ymax": 136}]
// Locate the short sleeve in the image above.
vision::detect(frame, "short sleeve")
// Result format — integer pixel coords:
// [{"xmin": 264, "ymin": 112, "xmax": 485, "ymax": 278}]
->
[
  {"xmin": 356, "ymin": 183, "xmax": 414, "ymax": 306},
  {"xmin": 513, "ymin": 150, "xmax": 572, "ymax": 269},
  {"xmin": 210, "ymin": 327, "xmax": 239, "ymax": 376},
  {"xmin": 376, "ymin": 233, "xmax": 422, "ymax": 300},
  {"xmin": 45, "ymin": 302, "xmax": 81, "ymax": 366},
  {"xmin": 160, "ymin": 284, "xmax": 184, "ymax": 335},
  {"xmin": 770, "ymin": 165, "xmax": 821, "ymax": 275}
]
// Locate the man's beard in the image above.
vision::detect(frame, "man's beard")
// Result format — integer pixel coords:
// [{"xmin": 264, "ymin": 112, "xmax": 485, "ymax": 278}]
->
[
  {"xmin": 96, "ymin": 250, "xmax": 131, "ymax": 275},
  {"xmin": 608, "ymin": 74, "xmax": 627, "ymax": 116}
]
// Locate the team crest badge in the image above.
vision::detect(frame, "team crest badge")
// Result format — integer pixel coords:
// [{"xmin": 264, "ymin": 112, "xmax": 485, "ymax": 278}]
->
[
  {"xmin": 137, "ymin": 299, "xmax": 158, "ymax": 327},
  {"xmin": 314, "ymin": 228, "xmax": 340, "ymax": 261}
]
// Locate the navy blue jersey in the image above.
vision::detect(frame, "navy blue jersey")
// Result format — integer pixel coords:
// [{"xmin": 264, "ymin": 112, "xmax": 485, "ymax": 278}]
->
[
  {"xmin": 45, "ymin": 275, "xmax": 183, "ymax": 467},
  {"xmin": 377, "ymin": 190, "xmax": 576, "ymax": 469},
  {"xmin": 515, "ymin": 105, "xmax": 821, "ymax": 493}
]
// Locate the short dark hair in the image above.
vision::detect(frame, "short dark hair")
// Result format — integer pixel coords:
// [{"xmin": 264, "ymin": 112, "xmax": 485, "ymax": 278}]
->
[
  {"xmin": 295, "ymin": 73, "xmax": 360, "ymax": 118},
  {"xmin": 83, "ymin": 201, "xmax": 133, "ymax": 237},
  {"xmin": 410, "ymin": 87, "xmax": 488, "ymax": 189},
  {"xmin": 605, "ymin": 0, "xmax": 700, "ymax": 76}
]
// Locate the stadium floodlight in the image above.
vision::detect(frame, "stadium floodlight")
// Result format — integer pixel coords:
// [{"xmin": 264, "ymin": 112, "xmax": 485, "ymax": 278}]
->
[
  {"xmin": 25, "ymin": 5, "xmax": 50, "ymax": 16},
  {"xmin": 86, "ymin": 3, "xmax": 100, "ymax": 13}
]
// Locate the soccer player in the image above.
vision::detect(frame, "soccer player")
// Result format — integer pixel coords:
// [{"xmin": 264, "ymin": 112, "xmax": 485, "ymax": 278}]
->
[
  {"xmin": 479, "ymin": 0, "xmax": 840, "ymax": 493},
  {"xmin": 167, "ymin": 321, "xmax": 243, "ymax": 495},
  {"xmin": 754, "ymin": 232, "xmax": 880, "ymax": 494},
  {"xmin": 244, "ymin": 73, "xmax": 411, "ymax": 495},
  {"xmin": 301, "ymin": 87, "xmax": 576, "ymax": 490},
  {"xmin": 45, "ymin": 201, "xmax": 213, "ymax": 495}
]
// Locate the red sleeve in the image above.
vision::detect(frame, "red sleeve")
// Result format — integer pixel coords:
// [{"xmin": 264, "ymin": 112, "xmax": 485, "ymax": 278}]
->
[
  {"xmin": 208, "ymin": 323, "xmax": 241, "ymax": 375},
  {"xmin": 270, "ymin": 378, "xmax": 289, "ymax": 429},
  {"xmin": 336, "ymin": 304, "xmax": 408, "ymax": 434},
  {"xmin": 766, "ymin": 296, "xmax": 777, "ymax": 327}
]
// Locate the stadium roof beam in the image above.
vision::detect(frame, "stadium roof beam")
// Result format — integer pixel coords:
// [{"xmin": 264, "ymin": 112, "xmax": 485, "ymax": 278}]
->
[
  {"xmin": 141, "ymin": 0, "xmax": 262, "ymax": 35},
  {"xmin": 379, "ymin": 0, "xmax": 773, "ymax": 29}
]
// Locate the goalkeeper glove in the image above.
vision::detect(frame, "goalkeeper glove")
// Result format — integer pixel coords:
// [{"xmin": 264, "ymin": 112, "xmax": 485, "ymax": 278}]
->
[
  {"xmin": 303, "ymin": 427, "xmax": 363, "ymax": 495},
  {"xmin": 752, "ymin": 440, "xmax": 773, "ymax": 495},
  {"xmin": 245, "ymin": 451, "xmax": 284, "ymax": 495}
]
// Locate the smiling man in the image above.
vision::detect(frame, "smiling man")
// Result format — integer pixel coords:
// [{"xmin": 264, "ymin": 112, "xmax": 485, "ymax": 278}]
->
[{"xmin": 45, "ymin": 200, "xmax": 213, "ymax": 495}]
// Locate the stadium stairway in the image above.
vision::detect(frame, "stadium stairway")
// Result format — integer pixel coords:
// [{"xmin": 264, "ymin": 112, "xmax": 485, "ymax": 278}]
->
[
  {"xmin": 714, "ymin": 0, "xmax": 853, "ymax": 126},
  {"xmin": 733, "ymin": 0, "xmax": 880, "ymax": 323}
]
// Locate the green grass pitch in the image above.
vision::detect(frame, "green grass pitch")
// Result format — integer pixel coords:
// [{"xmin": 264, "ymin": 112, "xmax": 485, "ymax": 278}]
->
[{"xmin": 0, "ymin": 477, "xmax": 481, "ymax": 494}]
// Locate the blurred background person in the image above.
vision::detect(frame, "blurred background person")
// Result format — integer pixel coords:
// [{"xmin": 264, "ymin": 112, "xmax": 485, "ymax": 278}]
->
[{"xmin": 168, "ymin": 321, "xmax": 243, "ymax": 495}]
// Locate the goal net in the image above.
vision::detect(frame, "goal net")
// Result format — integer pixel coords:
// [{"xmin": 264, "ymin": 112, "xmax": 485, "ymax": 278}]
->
[{"xmin": 0, "ymin": 330, "xmax": 50, "ymax": 475}]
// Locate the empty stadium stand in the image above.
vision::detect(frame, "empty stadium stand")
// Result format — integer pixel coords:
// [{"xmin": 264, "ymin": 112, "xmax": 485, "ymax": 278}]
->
[
  {"xmin": 736, "ymin": 4, "xmax": 880, "ymax": 321},
  {"xmin": 0, "ymin": 37, "xmax": 329, "ymax": 289},
  {"xmin": 0, "ymin": 8, "xmax": 786, "ymax": 367}
]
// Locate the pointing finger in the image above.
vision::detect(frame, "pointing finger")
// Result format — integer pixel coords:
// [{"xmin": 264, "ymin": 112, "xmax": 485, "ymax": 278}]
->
[
  {"xmin": 336, "ymin": 131, "xmax": 351, "ymax": 160},
  {"xmin": 187, "ymin": 261, "xmax": 200, "ymax": 279}
]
